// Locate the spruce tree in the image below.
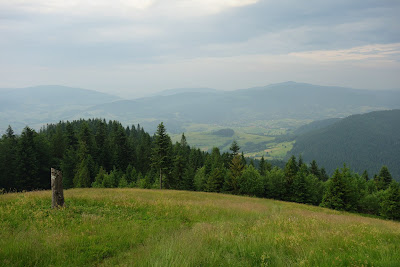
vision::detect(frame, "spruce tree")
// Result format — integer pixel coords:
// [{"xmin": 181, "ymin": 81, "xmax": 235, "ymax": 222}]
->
[
  {"xmin": 180, "ymin": 133, "xmax": 188, "ymax": 149},
  {"xmin": 285, "ymin": 155, "xmax": 298, "ymax": 181},
  {"xmin": 205, "ymin": 167, "xmax": 225, "ymax": 192},
  {"xmin": 16, "ymin": 127, "xmax": 40, "ymax": 190},
  {"xmin": 259, "ymin": 156, "xmax": 267, "ymax": 176},
  {"xmin": 79, "ymin": 122, "xmax": 95, "ymax": 157},
  {"xmin": 65, "ymin": 121, "xmax": 78, "ymax": 149},
  {"xmin": 361, "ymin": 170, "xmax": 369, "ymax": 181},
  {"xmin": 297, "ymin": 155, "xmax": 304, "ymax": 168},
  {"xmin": 320, "ymin": 165, "xmax": 358, "ymax": 211},
  {"xmin": 225, "ymin": 154, "xmax": 245, "ymax": 194},
  {"xmin": 50, "ymin": 124, "xmax": 66, "ymax": 169},
  {"xmin": 230, "ymin": 140, "xmax": 240, "ymax": 159},
  {"xmin": 74, "ymin": 159, "xmax": 91, "ymax": 188},
  {"xmin": 321, "ymin": 169, "xmax": 346, "ymax": 210},
  {"xmin": 34, "ymin": 134, "xmax": 51, "ymax": 189},
  {"xmin": 292, "ymin": 164, "xmax": 309, "ymax": 203},
  {"xmin": 151, "ymin": 122, "xmax": 172, "ymax": 189},
  {"xmin": 136, "ymin": 133, "xmax": 152, "ymax": 174},
  {"xmin": 194, "ymin": 166, "xmax": 207, "ymax": 191},
  {"xmin": 320, "ymin": 167, "xmax": 329, "ymax": 182},
  {"xmin": 266, "ymin": 167, "xmax": 286, "ymax": 200},
  {"xmin": 0, "ymin": 126, "xmax": 17, "ymax": 190},
  {"xmin": 309, "ymin": 160, "xmax": 320, "ymax": 178},
  {"xmin": 380, "ymin": 182, "xmax": 400, "ymax": 220},
  {"xmin": 112, "ymin": 124, "xmax": 131, "ymax": 171},
  {"xmin": 61, "ymin": 148, "xmax": 78, "ymax": 189},
  {"xmin": 92, "ymin": 167, "xmax": 107, "ymax": 188},
  {"xmin": 95, "ymin": 121, "xmax": 111, "ymax": 171},
  {"xmin": 172, "ymin": 154, "xmax": 185, "ymax": 189},
  {"xmin": 284, "ymin": 155, "xmax": 298, "ymax": 200},
  {"xmin": 375, "ymin": 166, "xmax": 393, "ymax": 191},
  {"xmin": 73, "ymin": 141, "xmax": 94, "ymax": 187},
  {"xmin": 210, "ymin": 147, "xmax": 223, "ymax": 169}
]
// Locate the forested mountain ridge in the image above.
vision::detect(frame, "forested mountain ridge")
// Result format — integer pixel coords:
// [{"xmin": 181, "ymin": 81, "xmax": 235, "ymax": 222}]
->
[
  {"xmin": 294, "ymin": 118, "xmax": 341, "ymax": 135},
  {"xmin": 289, "ymin": 109, "xmax": 400, "ymax": 180}
]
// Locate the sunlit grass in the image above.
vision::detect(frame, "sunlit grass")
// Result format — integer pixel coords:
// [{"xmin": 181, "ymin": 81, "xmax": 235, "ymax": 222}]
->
[
  {"xmin": 1, "ymin": 189, "xmax": 399, "ymax": 266},
  {"xmin": 245, "ymin": 141, "xmax": 295, "ymax": 160}
]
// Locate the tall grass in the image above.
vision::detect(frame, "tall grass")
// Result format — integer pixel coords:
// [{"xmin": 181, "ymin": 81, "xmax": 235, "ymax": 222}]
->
[{"xmin": 1, "ymin": 188, "xmax": 399, "ymax": 266}]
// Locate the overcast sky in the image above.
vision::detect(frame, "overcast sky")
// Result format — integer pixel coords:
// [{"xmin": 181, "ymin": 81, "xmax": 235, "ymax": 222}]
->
[{"xmin": 1, "ymin": 0, "xmax": 400, "ymax": 97}]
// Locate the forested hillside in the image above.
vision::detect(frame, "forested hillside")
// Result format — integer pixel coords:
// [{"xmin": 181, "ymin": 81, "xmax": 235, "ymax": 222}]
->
[
  {"xmin": 290, "ymin": 109, "xmax": 400, "ymax": 180},
  {"xmin": 1, "ymin": 119, "xmax": 399, "ymax": 220},
  {"xmin": 294, "ymin": 118, "xmax": 341, "ymax": 135}
]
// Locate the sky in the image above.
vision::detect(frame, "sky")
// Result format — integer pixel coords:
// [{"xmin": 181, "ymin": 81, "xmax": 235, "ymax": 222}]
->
[{"xmin": 1, "ymin": 0, "xmax": 400, "ymax": 98}]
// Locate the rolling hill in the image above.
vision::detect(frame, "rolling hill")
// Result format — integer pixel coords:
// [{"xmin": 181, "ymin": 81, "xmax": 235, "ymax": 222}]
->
[
  {"xmin": 1, "ymin": 188, "xmax": 399, "ymax": 266},
  {"xmin": 289, "ymin": 109, "xmax": 400, "ymax": 180}
]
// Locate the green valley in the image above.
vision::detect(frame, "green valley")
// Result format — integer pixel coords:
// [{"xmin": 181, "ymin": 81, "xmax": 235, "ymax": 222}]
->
[{"xmin": 170, "ymin": 119, "xmax": 307, "ymax": 160}]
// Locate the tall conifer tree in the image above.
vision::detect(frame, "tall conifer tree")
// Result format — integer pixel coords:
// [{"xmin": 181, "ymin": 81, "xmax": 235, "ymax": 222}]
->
[{"xmin": 151, "ymin": 122, "xmax": 171, "ymax": 189}]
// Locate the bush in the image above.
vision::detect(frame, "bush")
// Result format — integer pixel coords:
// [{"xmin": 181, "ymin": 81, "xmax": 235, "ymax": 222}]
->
[
  {"xmin": 239, "ymin": 165, "xmax": 264, "ymax": 197},
  {"xmin": 358, "ymin": 192, "xmax": 383, "ymax": 215}
]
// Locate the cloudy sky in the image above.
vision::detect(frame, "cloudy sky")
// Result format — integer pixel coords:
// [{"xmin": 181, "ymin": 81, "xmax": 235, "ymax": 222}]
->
[{"xmin": 1, "ymin": 0, "xmax": 400, "ymax": 97}]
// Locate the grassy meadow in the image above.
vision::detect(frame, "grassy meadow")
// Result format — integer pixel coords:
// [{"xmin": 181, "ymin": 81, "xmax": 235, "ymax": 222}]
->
[
  {"xmin": 1, "ymin": 188, "xmax": 400, "ymax": 266},
  {"xmin": 244, "ymin": 141, "xmax": 295, "ymax": 160},
  {"xmin": 169, "ymin": 119, "xmax": 310, "ymax": 159}
]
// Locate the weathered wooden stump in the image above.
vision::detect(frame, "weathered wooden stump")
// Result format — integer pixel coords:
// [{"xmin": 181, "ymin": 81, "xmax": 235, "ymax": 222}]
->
[{"xmin": 51, "ymin": 168, "xmax": 64, "ymax": 208}]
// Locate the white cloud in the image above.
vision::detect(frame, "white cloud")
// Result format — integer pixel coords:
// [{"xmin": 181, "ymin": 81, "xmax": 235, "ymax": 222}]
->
[
  {"xmin": 290, "ymin": 43, "xmax": 400, "ymax": 62},
  {"xmin": 0, "ymin": 0, "xmax": 259, "ymax": 18},
  {"xmin": 162, "ymin": 0, "xmax": 259, "ymax": 16},
  {"xmin": 0, "ymin": 0, "xmax": 154, "ymax": 14}
]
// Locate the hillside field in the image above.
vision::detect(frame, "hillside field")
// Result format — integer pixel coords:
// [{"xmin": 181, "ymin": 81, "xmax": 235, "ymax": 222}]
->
[
  {"xmin": 1, "ymin": 189, "xmax": 399, "ymax": 266},
  {"xmin": 170, "ymin": 120, "xmax": 302, "ymax": 159}
]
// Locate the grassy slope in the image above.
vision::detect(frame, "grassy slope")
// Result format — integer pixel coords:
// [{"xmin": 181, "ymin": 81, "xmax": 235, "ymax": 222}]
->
[{"xmin": 1, "ymin": 189, "xmax": 400, "ymax": 266}]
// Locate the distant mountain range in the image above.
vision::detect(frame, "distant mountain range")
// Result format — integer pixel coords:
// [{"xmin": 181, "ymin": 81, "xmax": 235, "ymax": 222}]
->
[
  {"xmin": 289, "ymin": 109, "xmax": 400, "ymax": 181},
  {"xmin": 85, "ymin": 81, "xmax": 400, "ymax": 132},
  {"xmin": 1, "ymin": 82, "xmax": 400, "ymax": 133},
  {"xmin": 0, "ymin": 85, "xmax": 120, "ymax": 132}
]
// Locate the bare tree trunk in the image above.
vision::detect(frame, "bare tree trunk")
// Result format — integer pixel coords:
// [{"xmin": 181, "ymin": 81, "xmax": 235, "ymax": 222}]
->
[{"xmin": 51, "ymin": 168, "xmax": 64, "ymax": 208}]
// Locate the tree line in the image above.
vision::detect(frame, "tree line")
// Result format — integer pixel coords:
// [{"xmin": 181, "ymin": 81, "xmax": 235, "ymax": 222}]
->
[{"xmin": 0, "ymin": 119, "xmax": 399, "ymax": 220}]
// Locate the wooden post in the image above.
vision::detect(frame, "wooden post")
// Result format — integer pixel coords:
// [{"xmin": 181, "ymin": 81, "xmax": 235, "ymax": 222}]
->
[{"xmin": 51, "ymin": 168, "xmax": 64, "ymax": 208}]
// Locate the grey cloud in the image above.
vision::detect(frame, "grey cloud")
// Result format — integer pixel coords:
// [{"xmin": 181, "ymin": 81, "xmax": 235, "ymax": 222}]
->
[{"xmin": 0, "ymin": 0, "xmax": 399, "ymax": 92}]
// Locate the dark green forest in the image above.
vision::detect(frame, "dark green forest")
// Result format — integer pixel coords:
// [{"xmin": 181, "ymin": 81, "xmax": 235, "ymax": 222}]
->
[
  {"xmin": 290, "ymin": 109, "xmax": 400, "ymax": 180},
  {"xmin": 0, "ymin": 119, "xmax": 399, "ymax": 220}
]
